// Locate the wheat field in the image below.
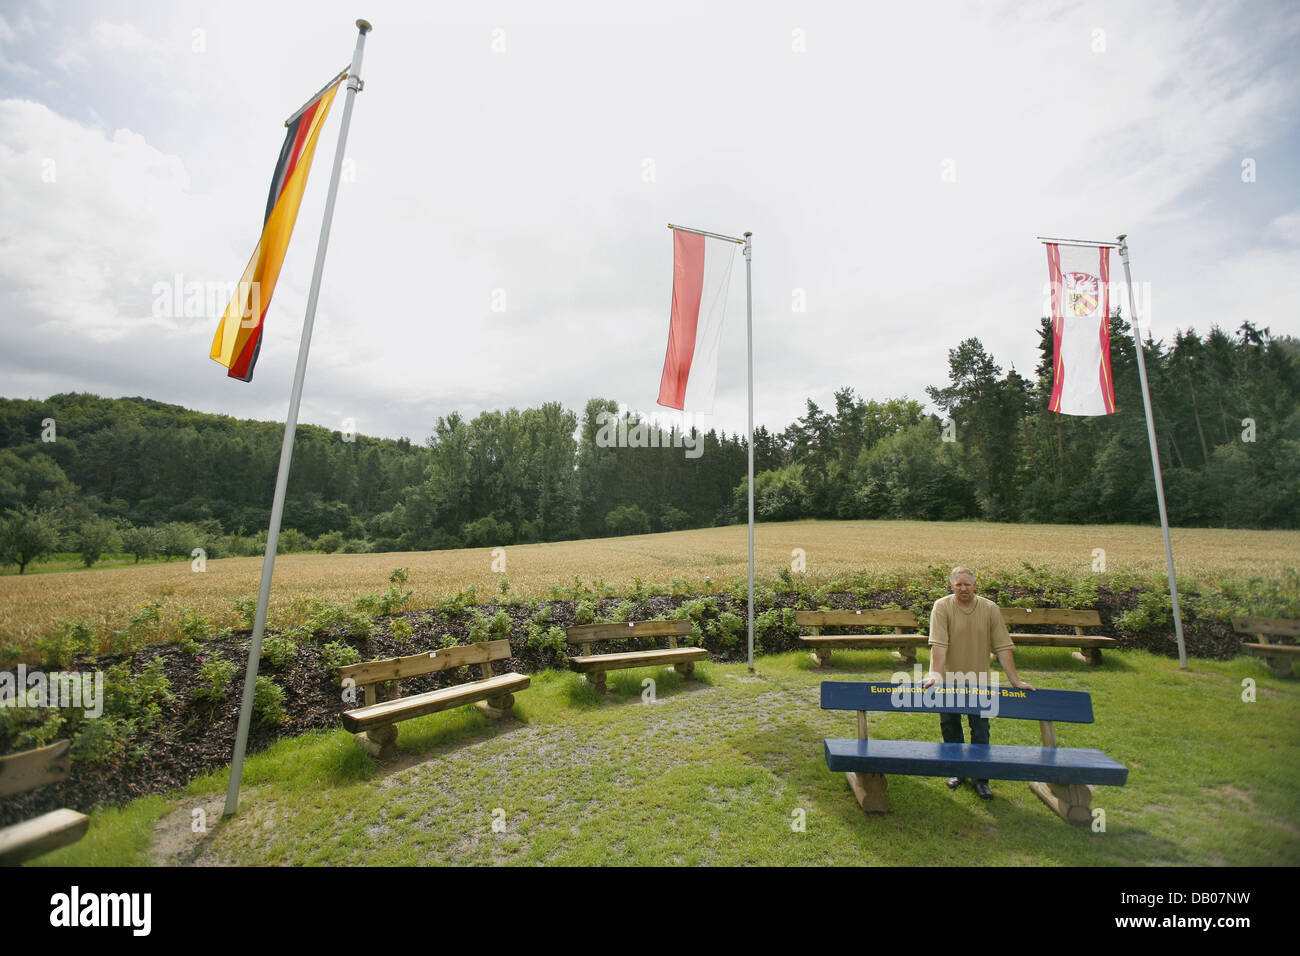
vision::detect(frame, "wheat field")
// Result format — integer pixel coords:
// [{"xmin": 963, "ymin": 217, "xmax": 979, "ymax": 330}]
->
[{"xmin": 2, "ymin": 519, "xmax": 1297, "ymax": 647}]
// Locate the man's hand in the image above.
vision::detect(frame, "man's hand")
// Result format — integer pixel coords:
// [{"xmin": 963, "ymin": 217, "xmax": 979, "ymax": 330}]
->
[
  {"xmin": 1010, "ymin": 677, "xmax": 1035, "ymax": 691},
  {"xmin": 922, "ymin": 672, "xmax": 940, "ymax": 689}
]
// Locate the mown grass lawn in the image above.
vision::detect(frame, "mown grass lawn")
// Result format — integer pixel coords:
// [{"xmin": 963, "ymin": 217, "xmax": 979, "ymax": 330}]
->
[{"xmin": 35, "ymin": 647, "xmax": 1300, "ymax": 867}]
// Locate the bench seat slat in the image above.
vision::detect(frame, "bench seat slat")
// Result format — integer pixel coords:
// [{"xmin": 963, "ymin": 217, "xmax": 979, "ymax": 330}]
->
[
  {"xmin": 341, "ymin": 672, "xmax": 530, "ymax": 732},
  {"xmin": 799, "ymin": 635, "xmax": 929, "ymax": 648},
  {"xmin": 0, "ymin": 808, "xmax": 90, "ymax": 865},
  {"xmin": 568, "ymin": 647, "xmax": 707, "ymax": 673},
  {"xmin": 1006, "ymin": 635, "xmax": 1117, "ymax": 647},
  {"xmin": 824, "ymin": 738, "xmax": 1128, "ymax": 786},
  {"xmin": 1242, "ymin": 643, "xmax": 1300, "ymax": 657}
]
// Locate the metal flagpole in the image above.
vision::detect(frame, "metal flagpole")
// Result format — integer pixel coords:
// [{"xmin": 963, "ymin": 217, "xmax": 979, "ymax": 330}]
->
[
  {"xmin": 224, "ymin": 19, "xmax": 372, "ymax": 818},
  {"xmin": 744, "ymin": 232, "xmax": 754, "ymax": 672},
  {"xmin": 666, "ymin": 222, "xmax": 751, "ymax": 666},
  {"xmin": 1117, "ymin": 233, "xmax": 1188, "ymax": 669}
]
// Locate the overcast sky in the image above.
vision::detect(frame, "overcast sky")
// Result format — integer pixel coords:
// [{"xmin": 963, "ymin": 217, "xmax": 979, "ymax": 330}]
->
[{"xmin": 2, "ymin": 0, "xmax": 1298, "ymax": 444}]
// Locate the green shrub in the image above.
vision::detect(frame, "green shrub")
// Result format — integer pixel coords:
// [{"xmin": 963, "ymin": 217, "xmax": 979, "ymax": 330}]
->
[
  {"xmin": 315, "ymin": 531, "xmax": 345, "ymax": 553},
  {"xmin": 321, "ymin": 641, "xmax": 361, "ymax": 679},
  {"xmin": 34, "ymin": 619, "xmax": 96, "ymax": 669},
  {"xmin": 607, "ymin": 600, "xmax": 635, "ymax": 623},
  {"xmin": 389, "ymin": 617, "xmax": 413, "ymax": 642},
  {"xmin": 525, "ymin": 623, "xmax": 567, "ymax": 659},
  {"xmin": 103, "ymin": 657, "xmax": 175, "ymax": 732},
  {"xmin": 574, "ymin": 599, "xmax": 597, "ymax": 626},
  {"xmin": 716, "ymin": 610, "xmax": 745, "ymax": 648},
  {"xmin": 70, "ymin": 714, "xmax": 133, "ymax": 766},
  {"xmin": 233, "ymin": 596, "xmax": 258, "ymax": 630},
  {"xmin": 254, "ymin": 676, "xmax": 286, "ymax": 724},
  {"xmin": 260, "ymin": 632, "xmax": 298, "ymax": 670},
  {"xmin": 435, "ymin": 586, "xmax": 478, "ymax": 619},
  {"xmin": 304, "ymin": 600, "xmax": 375, "ymax": 640},
  {"xmin": 755, "ymin": 607, "xmax": 799, "ymax": 639},
  {"xmin": 467, "ymin": 608, "xmax": 512, "ymax": 643},
  {"xmin": 194, "ymin": 655, "xmax": 239, "ymax": 703},
  {"xmin": 125, "ymin": 601, "xmax": 164, "ymax": 638}
]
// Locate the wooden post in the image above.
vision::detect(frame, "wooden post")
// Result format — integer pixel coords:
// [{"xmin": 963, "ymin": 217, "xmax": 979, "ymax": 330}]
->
[
  {"xmin": 809, "ymin": 625, "xmax": 830, "ymax": 668},
  {"xmin": 1027, "ymin": 719, "xmax": 1093, "ymax": 823},
  {"xmin": 588, "ymin": 669, "xmax": 608, "ymax": 696},
  {"xmin": 477, "ymin": 694, "xmax": 516, "ymax": 719},
  {"xmin": 891, "ymin": 626, "xmax": 916, "ymax": 665},
  {"xmin": 674, "ymin": 661, "xmax": 696, "ymax": 679},
  {"xmin": 1071, "ymin": 624, "xmax": 1102, "ymax": 665},
  {"xmin": 357, "ymin": 723, "xmax": 398, "ymax": 758},
  {"xmin": 846, "ymin": 709, "xmax": 888, "ymax": 812}
]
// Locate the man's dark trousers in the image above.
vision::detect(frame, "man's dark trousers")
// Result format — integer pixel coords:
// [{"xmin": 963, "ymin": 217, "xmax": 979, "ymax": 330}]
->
[{"xmin": 940, "ymin": 713, "xmax": 990, "ymax": 785}]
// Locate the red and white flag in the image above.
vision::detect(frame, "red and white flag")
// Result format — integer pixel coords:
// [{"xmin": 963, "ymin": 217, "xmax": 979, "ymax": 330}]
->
[
  {"xmin": 1045, "ymin": 242, "xmax": 1116, "ymax": 415},
  {"xmin": 657, "ymin": 228, "xmax": 737, "ymax": 412}
]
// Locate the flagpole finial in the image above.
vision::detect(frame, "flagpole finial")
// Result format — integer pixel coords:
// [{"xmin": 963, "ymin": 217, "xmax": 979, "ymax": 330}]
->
[{"xmin": 356, "ymin": 19, "xmax": 372, "ymax": 33}]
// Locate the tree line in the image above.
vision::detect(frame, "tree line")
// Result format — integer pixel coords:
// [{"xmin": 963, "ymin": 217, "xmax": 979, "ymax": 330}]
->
[{"xmin": 2, "ymin": 318, "xmax": 1296, "ymax": 571}]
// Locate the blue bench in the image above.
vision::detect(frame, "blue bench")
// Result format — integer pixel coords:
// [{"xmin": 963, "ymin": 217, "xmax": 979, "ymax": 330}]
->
[{"xmin": 820, "ymin": 680, "xmax": 1128, "ymax": 824}]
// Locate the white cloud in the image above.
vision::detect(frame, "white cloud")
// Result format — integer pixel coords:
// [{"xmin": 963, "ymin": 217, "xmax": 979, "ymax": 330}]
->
[
  {"xmin": 54, "ymin": 19, "xmax": 171, "ymax": 72},
  {"xmin": 1, "ymin": 0, "xmax": 1298, "ymax": 444}
]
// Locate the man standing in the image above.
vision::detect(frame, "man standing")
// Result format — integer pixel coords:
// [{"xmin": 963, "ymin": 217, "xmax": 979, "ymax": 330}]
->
[{"xmin": 923, "ymin": 566, "xmax": 1034, "ymax": 800}]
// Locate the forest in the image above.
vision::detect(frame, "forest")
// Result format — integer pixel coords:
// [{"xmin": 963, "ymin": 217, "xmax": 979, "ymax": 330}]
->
[{"xmin": 2, "ymin": 318, "xmax": 1297, "ymax": 571}]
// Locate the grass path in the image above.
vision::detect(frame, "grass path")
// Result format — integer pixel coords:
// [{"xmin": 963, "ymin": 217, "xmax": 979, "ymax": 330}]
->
[{"xmin": 38, "ymin": 646, "xmax": 1300, "ymax": 867}]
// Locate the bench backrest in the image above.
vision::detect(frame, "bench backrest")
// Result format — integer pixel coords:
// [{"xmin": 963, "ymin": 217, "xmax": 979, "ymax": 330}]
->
[
  {"xmin": 794, "ymin": 610, "xmax": 918, "ymax": 630},
  {"xmin": 1231, "ymin": 616, "xmax": 1299, "ymax": 640},
  {"xmin": 998, "ymin": 608, "xmax": 1101, "ymax": 630},
  {"xmin": 0, "ymin": 739, "xmax": 72, "ymax": 799},
  {"xmin": 565, "ymin": 620, "xmax": 692, "ymax": 652},
  {"xmin": 338, "ymin": 639, "xmax": 513, "ymax": 688},
  {"xmin": 820, "ymin": 680, "xmax": 1095, "ymax": 723}
]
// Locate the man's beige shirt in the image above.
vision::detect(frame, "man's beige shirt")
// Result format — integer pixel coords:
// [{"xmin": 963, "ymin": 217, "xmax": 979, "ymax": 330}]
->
[{"xmin": 928, "ymin": 594, "xmax": 1014, "ymax": 677}]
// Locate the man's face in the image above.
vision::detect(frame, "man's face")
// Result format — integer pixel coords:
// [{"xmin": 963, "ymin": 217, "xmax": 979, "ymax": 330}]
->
[{"xmin": 951, "ymin": 573, "xmax": 976, "ymax": 606}]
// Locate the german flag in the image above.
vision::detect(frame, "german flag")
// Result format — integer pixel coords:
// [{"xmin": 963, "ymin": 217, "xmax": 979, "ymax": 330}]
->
[{"xmin": 210, "ymin": 75, "xmax": 343, "ymax": 381}]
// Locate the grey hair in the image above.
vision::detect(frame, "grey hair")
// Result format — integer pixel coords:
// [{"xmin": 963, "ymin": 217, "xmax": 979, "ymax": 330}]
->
[{"xmin": 949, "ymin": 566, "xmax": 976, "ymax": 584}]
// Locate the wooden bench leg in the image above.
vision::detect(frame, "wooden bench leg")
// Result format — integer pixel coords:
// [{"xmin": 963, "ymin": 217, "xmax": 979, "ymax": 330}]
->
[
  {"xmin": 1028, "ymin": 781, "xmax": 1094, "ymax": 824},
  {"xmin": 586, "ymin": 671, "xmax": 608, "ymax": 696},
  {"xmin": 1072, "ymin": 648, "xmax": 1103, "ymax": 665},
  {"xmin": 476, "ymin": 694, "xmax": 516, "ymax": 719},
  {"xmin": 846, "ymin": 772, "xmax": 888, "ymax": 813},
  {"xmin": 1265, "ymin": 655, "xmax": 1294, "ymax": 678},
  {"xmin": 356, "ymin": 724, "xmax": 398, "ymax": 759},
  {"xmin": 891, "ymin": 647, "xmax": 917, "ymax": 666},
  {"xmin": 674, "ymin": 661, "xmax": 696, "ymax": 680},
  {"xmin": 810, "ymin": 648, "xmax": 831, "ymax": 668}
]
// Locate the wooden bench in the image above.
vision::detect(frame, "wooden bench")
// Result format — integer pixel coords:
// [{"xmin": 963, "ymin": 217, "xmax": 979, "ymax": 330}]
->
[
  {"xmin": 820, "ymin": 680, "xmax": 1128, "ymax": 824},
  {"xmin": 795, "ymin": 610, "xmax": 928, "ymax": 668},
  {"xmin": 0, "ymin": 740, "xmax": 90, "ymax": 865},
  {"xmin": 1232, "ymin": 616, "xmax": 1299, "ymax": 678},
  {"xmin": 566, "ymin": 621, "xmax": 707, "ymax": 696},
  {"xmin": 339, "ymin": 639, "xmax": 529, "ymax": 757},
  {"xmin": 998, "ymin": 607, "xmax": 1118, "ymax": 665}
]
